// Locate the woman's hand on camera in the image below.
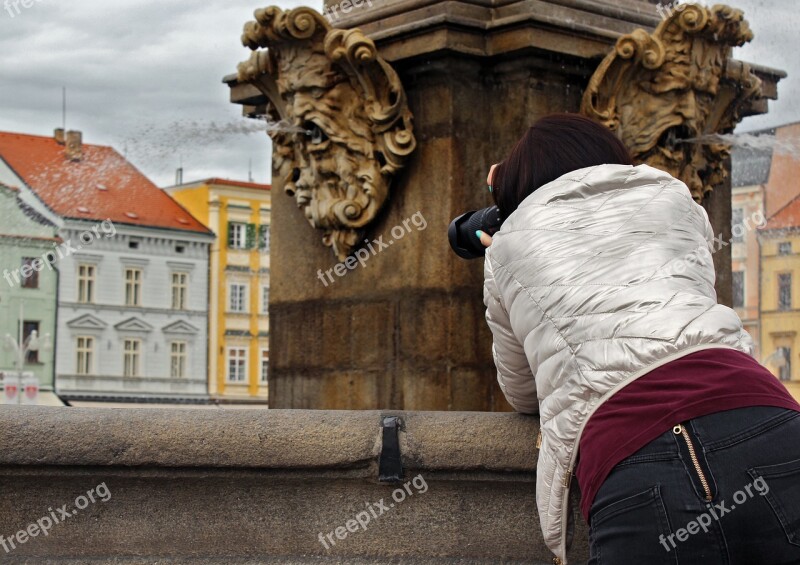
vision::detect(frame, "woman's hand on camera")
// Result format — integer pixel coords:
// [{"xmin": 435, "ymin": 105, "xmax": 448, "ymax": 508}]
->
[{"xmin": 479, "ymin": 164, "xmax": 498, "ymax": 248}]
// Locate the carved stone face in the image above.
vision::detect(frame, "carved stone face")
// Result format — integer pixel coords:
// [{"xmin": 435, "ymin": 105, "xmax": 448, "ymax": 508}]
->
[
  {"xmin": 238, "ymin": 7, "xmax": 415, "ymax": 259},
  {"xmin": 582, "ymin": 4, "xmax": 761, "ymax": 201},
  {"xmin": 625, "ymin": 56, "xmax": 723, "ymax": 198},
  {"xmin": 275, "ymin": 64, "xmax": 388, "ymax": 254}
]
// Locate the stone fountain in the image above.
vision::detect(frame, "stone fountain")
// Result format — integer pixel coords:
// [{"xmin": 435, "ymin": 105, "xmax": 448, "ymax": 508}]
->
[{"xmin": 0, "ymin": 2, "xmax": 785, "ymax": 564}]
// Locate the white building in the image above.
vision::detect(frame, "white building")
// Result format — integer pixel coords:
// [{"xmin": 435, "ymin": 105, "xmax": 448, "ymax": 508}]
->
[{"xmin": 0, "ymin": 129, "xmax": 214, "ymax": 406}]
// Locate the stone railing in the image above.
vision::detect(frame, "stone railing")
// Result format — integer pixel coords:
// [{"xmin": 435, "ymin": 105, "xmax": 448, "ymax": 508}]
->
[{"xmin": 0, "ymin": 407, "xmax": 588, "ymax": 563}]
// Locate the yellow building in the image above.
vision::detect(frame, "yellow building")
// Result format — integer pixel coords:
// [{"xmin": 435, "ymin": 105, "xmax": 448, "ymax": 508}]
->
[
  {"xmin": 166, "ymin": 178, "xmax": 271, "ymax": 406},
  {"xmin": 731, "ymin": 183, "xmax": 765, "ymax": 359},
  {"xmin": 759, "ymin": 195, "xmax": 800, "ymax": 401}
]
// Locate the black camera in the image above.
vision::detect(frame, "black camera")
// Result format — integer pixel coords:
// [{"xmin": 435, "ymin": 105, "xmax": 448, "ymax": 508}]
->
[{"xmin": 448, "ymin": 205, "xmax": 504, "ymax": 259}]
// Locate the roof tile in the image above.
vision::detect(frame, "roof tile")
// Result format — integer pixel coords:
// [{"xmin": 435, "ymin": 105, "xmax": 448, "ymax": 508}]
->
[{"xmin": 0, "ymin": 131, "xmax": 211, "ymax": 234}]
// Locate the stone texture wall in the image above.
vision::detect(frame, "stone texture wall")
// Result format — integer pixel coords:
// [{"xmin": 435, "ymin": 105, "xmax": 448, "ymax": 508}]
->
[
  {"xmin": 267, "ymin": 0, "xmax": 646, "ymax": 411},
  {"xmin": 0, "ymin": 407, "xmax": 588, "ymax": 563},
  {"xmin": 269, "ymin": 53, "xmax": 591, "ymax": 411}
]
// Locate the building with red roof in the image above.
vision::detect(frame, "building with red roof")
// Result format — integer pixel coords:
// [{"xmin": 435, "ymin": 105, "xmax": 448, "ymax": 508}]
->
[
  {"xmin": 0, "ymin": 129, "xmax": 215, "ymax": 406},
  {"xmin": 0, "ymin": 130, "xmax": 209, "ymax": 234}
]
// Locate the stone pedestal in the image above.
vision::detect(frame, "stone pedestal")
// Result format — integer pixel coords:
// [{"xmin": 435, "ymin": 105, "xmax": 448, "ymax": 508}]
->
[{"xmin": 227, "ymin": 0, "xmax": 782, "ymax": 410}]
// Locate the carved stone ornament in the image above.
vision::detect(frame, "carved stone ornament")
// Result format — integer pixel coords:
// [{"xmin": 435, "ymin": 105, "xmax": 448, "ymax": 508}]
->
[
  {"xmin": 581, "ymin": 4, "xmax": 762, "ymax": 201},
  {"xmin": 237, "ymin": 7, "xmax": 416, "ymax": 260}
]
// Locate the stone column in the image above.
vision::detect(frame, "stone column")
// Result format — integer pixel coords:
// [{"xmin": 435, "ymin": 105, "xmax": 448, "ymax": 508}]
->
[{"xmin": 227, "ymin": 0, "xmax": 782, "ymax": 409}]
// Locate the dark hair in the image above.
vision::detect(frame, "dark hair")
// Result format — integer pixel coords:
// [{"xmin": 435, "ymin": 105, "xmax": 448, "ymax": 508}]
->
[{"xmin": 491, "ymin": 113, "xmax": 633, "ymax": 218}]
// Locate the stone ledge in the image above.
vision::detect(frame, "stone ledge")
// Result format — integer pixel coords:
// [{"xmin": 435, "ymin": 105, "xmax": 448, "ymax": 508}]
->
[
  {"xmin": 0, "ymin": 408, "xmax": 538, "ymax": 473},
  {"xmin": 3, "ymin": 557, "xmax": 551, "ymax": 564},
  {"xmin": 0, "ymin": 408, "xmax": 587, "ymax": 563}
]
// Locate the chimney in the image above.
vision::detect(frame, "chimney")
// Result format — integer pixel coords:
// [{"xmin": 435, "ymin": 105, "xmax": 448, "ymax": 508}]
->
[
  {"xmin": 54, "ymin": 128, "xmax": 65, "ymax": 145},
  {"xmin": 65, "ymin": 130, "xmax": 82, "ymax": 162},
  {"xmin": 175, "ymin": 167, "xmax": 184, "ymax": 185}
]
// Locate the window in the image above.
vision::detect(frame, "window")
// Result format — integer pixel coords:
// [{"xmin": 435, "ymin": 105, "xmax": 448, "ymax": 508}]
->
[
  {"xmin": 227, "ymin": 348, "xmax": 247, "ymax": 382},
  {"xmin": 731, "ymin": 208, "xmax": 744, "ymax": 242},
  {"xmin": 170, "ymin": 342, "xmax": 187, "ymax": 378},
  {"xmin": 123, "ymin": 339, "xmax": 141, "ymax": 377},
  {"xmin": 77, "ymin": 264, "xmax": 95, "ymax": 303},
  {"xmin": 260, "ymin": 349, "xmax": 269, "ymax": 383},
  {"xmin": 22, "ymin": 321, "xmax": 39, "ymax": 363},
  {"xmin": 261, "ymin": 285, "xmax": 269, "ymax": 314},
  {"xmin": 228, "ymin": 222, "xmax": 247, "ymax": 249},
  {"xmin": 229, "ymin": 283, "xmax": 248, "ymax": 313},
  {"xmin": 21, "ymin": 257, "xmax": 39, "ymax": 289},
  {"xmin": 779, "ymin": 273, "xmax": 792, "ymax": 311},
  {"xmin": 125, "ymin": 268, "xmax": 142, "ymax": 306},
  {"xmin": 732, "ymin": 271, "xmax": 745, "ymax": 309},
  {"xmin": 779, "ymin": 347, "xmax": 792, "ymax": 381},
  {"xmin": 76, "ymin": 336, "xmax": 94, "ymax": 375},
  {"xmin": 171, "ymin": 272, "xmax": 188, "ymax": 310},
  {"xmin": 779, "ymin": 242, "xmax": 792, "ymax": 256},
  {"xmin": 259, "ymin": 225, "xmax": 270, "ymax": 253},
  {"xmin": 128, "ymin": 241, "xmax": 139, "ymax": 250}
]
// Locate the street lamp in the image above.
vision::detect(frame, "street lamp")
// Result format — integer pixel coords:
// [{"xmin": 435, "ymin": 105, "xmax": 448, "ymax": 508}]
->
[{"xmin": 1, "ymin": 301, "xmax": 51, "ymax": 405}]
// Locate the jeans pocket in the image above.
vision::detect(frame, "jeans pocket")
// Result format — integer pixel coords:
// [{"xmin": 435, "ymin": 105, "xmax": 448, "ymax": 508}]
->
[
  {"xmin": 748, "ymin": 458, "xmax": 800, "ymax": 547},
  {"xmin": 590, "ymin": 485, "xmax": 676, "ymax": 565}
]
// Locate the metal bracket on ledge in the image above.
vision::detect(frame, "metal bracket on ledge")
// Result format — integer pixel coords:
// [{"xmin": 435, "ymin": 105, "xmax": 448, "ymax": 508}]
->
[{"xmin": 378, "ymin": 415, "xmax": 403, "ymax": 482}]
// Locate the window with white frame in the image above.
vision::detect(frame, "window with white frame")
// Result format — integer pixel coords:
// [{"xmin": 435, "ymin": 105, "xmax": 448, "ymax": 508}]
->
[
  {"xmin": 732, "ymin": 271, "xmax": 745, "ymax": 309},
  {"xmin": 229, "ymin": 282, "xmax": 248, "ymax": 313},
  {"xmin": 259, "ymin": 224, "xmax": 270, "ymax": 253},
  {"xmin": 227, "ymin": 347, "xmax": 247, "ymax": 382},
  {"xmin": 21, "ymin": 257, "xmax": 39, "ymax": 289},
  {"xmin": 123, "ymin": 338, "xmax": 142, "ymax": 377},
  {"xmin": 77, "ymin": 264, "xmax": 95, "ymax": 303},
  {"xmin": 731, "ymin": 208, "xmax": 744, "ymax": 242},
  {"xmin": 228, "ymin": 222, "xmax": 247, "ymax": 249},
  {"xmin": 779, "ymin": 273, "xmax": 792, "ymax": 311},
  {"xmin": 171, "ymin": 272, "xmax": 188, "ymax": 310},
  {"xmin": 778, "ymin": 347, "xmax": 792, "ymax": 381},
  {"xmin": 260, "ymin": 348, "xmax": 269, "ymax": 383},
  {"xmin": 170, "ymin": 341, "xmax": 187, "ymax": 378},
  {"xmin": 76, "ymin": 336, "xmax": 94, "ymax": 375},
  {"xmin": 125, "ymin": 268, "xmax": 142, "ymax": 307},
  {"xmin": 22, "ymin": 321, "xmax": 39, "ymax": 363},
  {"xmin": 261, "ymin": 285, "xmax": 269, "ymax": 314}
]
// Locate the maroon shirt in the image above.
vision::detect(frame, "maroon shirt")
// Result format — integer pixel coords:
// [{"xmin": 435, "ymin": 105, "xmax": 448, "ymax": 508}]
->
[{"xmin": 576, "ymin": 348, "xmax": 800, "ymax": 522}]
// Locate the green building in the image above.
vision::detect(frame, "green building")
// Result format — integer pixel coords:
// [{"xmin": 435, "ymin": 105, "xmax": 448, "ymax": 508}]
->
[{"xmin": 0, "ymin": 183, "xmax": 62, "ymax": 405}]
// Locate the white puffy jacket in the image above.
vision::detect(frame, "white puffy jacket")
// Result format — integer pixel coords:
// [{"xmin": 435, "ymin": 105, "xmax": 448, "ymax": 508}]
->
[{"xmin": 482, "ymin": 163, "xmax": 753, "ymax": 563}]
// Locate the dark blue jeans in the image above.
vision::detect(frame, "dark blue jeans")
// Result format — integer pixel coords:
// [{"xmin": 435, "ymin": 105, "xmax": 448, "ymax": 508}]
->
[{"xmin": 587, "ymin": 406, "xmax": 800, "ymax": 564}]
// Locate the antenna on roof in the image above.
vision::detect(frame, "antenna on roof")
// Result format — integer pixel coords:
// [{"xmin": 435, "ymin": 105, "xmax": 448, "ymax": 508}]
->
[
  {"xmin": 175, "ymin": 155, "xmax": 183, "ymax": 185},
  {"xmin": 248, "ymin": 158, "xmax": 254, "ymax": 183},
  {"xmin": 61, "ymin": 87, "xmax": 66, "ymax": 131}
]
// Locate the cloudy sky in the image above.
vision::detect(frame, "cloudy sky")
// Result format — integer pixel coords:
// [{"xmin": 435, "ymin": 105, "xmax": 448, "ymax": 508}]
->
[{"xmin": 0, "ymin": 0, "xmax": 796, "ymax": 187}]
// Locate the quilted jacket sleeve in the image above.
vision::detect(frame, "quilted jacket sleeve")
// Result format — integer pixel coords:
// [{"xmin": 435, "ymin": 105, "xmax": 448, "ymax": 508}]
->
[{"xmin": 483, "ymin": 253, "xmax": 539, "ymax": 415}]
